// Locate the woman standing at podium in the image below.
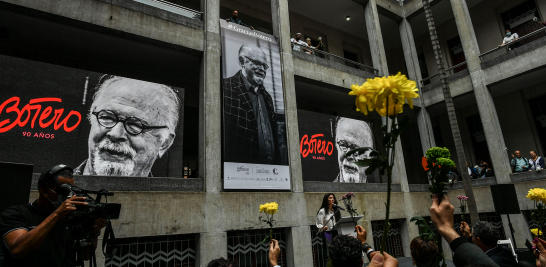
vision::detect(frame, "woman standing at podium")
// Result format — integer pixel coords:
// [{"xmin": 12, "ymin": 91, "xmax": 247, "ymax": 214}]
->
[{"xmin": 316, "ymin": 193, "xmax": 341, "ymax": 263}]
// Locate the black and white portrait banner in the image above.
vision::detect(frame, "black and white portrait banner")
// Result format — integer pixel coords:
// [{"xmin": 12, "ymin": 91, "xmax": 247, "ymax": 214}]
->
[{"xmin": 220, "ymin": 20, "xmax": 290, "ymax": 190}]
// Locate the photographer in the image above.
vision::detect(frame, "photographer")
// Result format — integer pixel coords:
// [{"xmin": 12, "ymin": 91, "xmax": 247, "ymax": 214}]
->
[{"xmin": 0, "ymin": 165, "xmax": 106, "ymax": 267}]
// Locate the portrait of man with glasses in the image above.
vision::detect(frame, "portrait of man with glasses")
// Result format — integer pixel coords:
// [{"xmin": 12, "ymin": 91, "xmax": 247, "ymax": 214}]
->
[
  {"xmin": 223, "ymin": 44, "xmax": 286, "ymax": 165},
  {"xmin": 73, "ymin": 75, "xmax": 181, "ymax": 177},
  {"xmin": 332, "ymin": 117, "xmax": 374, "ymax": 183}
]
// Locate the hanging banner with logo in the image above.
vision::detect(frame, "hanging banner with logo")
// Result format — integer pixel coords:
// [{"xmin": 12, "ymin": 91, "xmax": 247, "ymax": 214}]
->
[
  {"xmin": 220, "ymin": 20, "xmax": 290, "ymax": 190},
  {"xmin": 298, "ymin": 109, "xmax": 380, "ymax": 183},
  {"xmin": 0, "ymin": 55, "xmax": 185, "ymax": 178}
]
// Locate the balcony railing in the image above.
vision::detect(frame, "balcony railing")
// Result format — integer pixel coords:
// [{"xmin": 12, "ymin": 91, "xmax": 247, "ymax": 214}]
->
[
  {"xmin": 419, "ymin": 61, "xmax": 467, "ymax": 88},
  {"xmin": 479, "ymin": 26, "xmax": 546, "ymax": 62},
  {"xmin": 133, "ymin": 0, "xmax": 203, "ymax": 20},
  {"xmin": 292, "ymin": 42, "xmax": 379, "ymax": 75}
]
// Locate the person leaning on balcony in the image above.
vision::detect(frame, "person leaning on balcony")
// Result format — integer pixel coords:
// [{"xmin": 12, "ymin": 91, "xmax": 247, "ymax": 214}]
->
[
  {"xmin": 304, "ymin": 38, "xmax": 322, "ymax": 55},
  {"xmin": 529, "ymin": 150, "xmax": 545, "ymax": 171},
  {"xmin": 510, "ymin": 150, "xmax": 530, "ymax": 173},
  {"xmin": 226, "ymin": 10, "xmax": 254, "ymax": 30},
  {"xmin": 290, "ymin": 33, "xmax": 308, "ymax": 52},
  {"xmin": 499, "ymin": 29, "xmax": 519, "ymax": 50}
]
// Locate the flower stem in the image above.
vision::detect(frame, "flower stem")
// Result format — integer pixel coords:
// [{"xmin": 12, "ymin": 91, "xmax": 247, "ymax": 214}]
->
[{"xmin": 380, "ymin": 169, "xmax": 392, "ymax": 254}]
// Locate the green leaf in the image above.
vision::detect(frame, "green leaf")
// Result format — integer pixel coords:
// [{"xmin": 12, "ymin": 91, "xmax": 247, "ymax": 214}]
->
[
  {"xmin": 355, "ymin": 159, "xmax": 375, "ymax": 167},
  {"xmin": 345, "ymin": 147, "xmax": 375, "ymax": 158}
]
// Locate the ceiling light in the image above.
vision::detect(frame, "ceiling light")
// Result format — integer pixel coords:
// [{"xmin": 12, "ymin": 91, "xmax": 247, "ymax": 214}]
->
[{"xmin": 346, "ymin": 16, "xmax": 351, "ymax": 21}]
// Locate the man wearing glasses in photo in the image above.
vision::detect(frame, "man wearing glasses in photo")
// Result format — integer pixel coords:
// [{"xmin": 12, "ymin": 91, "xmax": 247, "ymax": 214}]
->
[
  {"xmin": 333, "ymin": 117, "xmax": 374, "ymax": 183},
  {"xmin": 223, "ymin": 44, "xmax": 285, "ymax": 165},
  {"xmin": 74, "ymin": 75, "xmax": 180, "ymax": 177}
]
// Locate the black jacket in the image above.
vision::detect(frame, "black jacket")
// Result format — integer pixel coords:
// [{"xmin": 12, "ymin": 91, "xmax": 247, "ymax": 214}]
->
[
  {"xmin": 451, "ymin": 237, "xmax": 500, "ymax": 267},
  {"xmin": 223, "ymin": 70, "xmax": 282, "ymax": 164},
  {"xmin": 486, "ymin": 246, "xmax": 518, "ymax": 267}
]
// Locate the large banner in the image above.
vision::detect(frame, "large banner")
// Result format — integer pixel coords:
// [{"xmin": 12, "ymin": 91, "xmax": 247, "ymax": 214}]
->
[
  {"xmin": 221, "ymin": 20, "xmax": 290, "ymax": 190},
  {"xmin": 0, "ymin": 55, "xmax": 185, "ymax": 178},
  {"xmin": 298, "ymin": 110, "xmax": 380, "ymax": 183}
]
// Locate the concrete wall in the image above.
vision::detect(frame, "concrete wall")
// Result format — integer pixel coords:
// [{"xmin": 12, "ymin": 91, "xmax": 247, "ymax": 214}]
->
[{"xmin": 494, "ymin": 90, "xmax": 539, "ymax": 157}]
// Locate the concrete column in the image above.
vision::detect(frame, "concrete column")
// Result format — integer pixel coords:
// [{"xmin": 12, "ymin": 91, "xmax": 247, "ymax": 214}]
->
[
  {"xmin": 399, "ymin": 18, "xmax": 436, "ymax": 155},
  {"xmin": 198, "ymin": 232, "xmax": 228, "ymax": 266},
  {"xmin": 199, "ymin": 0, "xmax": 222, "ymax": 193},
  {"xmin": 399, "ymin": 218, "xmax": 420, "ymax": 258},
  {"xmin": 364, "ymin": 0, "xmax": 389, "ymax": 76},
  {"xmin": 271, "ymin": 0, "xmax": 304, "ymax": 192},
  {"xmin": 285, "ymin": 226, "xmax": 314, "ymax": 267},
  {"xmin": 450, "ymin": 0, "xmax": 512, "ymax": 183}
]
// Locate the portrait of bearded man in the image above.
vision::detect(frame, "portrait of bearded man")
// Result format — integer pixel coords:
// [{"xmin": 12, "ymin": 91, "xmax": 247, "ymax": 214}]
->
[
  {"xmin": 332, "ymin": 117, "xmax": 374, "ymax": 183},
  {"xmin": 74, "ymin": 75, "xmax": 180, "ymax": 177}
]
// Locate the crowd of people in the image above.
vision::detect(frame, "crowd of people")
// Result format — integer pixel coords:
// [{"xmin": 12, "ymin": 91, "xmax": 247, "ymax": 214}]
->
[{"xmin": 206, "ymin": 192, "xmax": 545, "ymax": 267}]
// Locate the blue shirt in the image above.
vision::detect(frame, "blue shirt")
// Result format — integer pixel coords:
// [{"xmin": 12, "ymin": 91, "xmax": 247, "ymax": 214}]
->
[{"xmin": 512, "ymin": 157, "xmax": 529, "ymax": 172}]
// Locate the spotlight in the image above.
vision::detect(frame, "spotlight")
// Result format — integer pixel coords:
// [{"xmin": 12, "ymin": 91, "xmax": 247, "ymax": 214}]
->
[{"xmin": 346, "ymin": 16, "xmax": 351, "ymax": 21}]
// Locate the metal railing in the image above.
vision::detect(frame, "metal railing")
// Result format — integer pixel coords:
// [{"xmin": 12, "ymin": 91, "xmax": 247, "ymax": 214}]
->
[
  {"xmin": 479, "ymin": 26, "xmax": 546, "ymax": 62},
  {"xmin": 105, "ymin": 234, "xmax": 196, "ymax": 267},
  {"xmin": 310, "ymin": 227, "xmax": 327, "ymax": 267},
  {"xmin": 227, "ymin": 229, "xmax": 287, "ymax": 267},
  {"xmin": 134, "ymin": 0, "xmax": 203, "ymax": 20},
  {"xmin": 292, "ymin": 42, "xmax": 379, "ymax": 75},
  {"xmin": 371, "ymin": 219, "xmax": 404, "ymax": 258},
  {"xmin": 419, "ymin": 61, "xmax": 467, "ymax": 88}
]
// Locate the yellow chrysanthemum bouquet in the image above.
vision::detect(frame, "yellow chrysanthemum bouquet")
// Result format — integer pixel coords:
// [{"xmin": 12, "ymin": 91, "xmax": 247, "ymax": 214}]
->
[
  {"xmin": 347, "ymin": 73, "xmax": 419, "ymax": 255},
  {"xmin": 527, "ymin": 188, "xmax": 546, "ymax": 238},
  {"xmin": 260, "ymin": 202, "xmax": 279, "ymax": 243}
]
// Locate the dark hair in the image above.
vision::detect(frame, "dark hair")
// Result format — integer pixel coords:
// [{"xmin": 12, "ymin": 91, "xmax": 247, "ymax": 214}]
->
[
  {"xmin": 472, "ymin": 221, "xmax": 499, "ymax": 247},
  {"xmin": 328, "ymin": 235, "xmax": 362, "ymax": 267},
  {"xmin": 318, "ymin": 193, "xmax": 341, "ymax": 222},
  {"xmin": 410, "ymin": 237, "xmax": 438, "ymax": 267},
  {"xmin": 206, "ymin": 258, "xmax": 238, "ymax": 267},
  {"xmin": 38, "ymin": 169, "xmax": 73, "ymax": 189}
]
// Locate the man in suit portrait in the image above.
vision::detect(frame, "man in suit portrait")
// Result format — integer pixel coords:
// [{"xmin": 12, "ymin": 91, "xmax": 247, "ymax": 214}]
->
[{"xmin": 223, "ymin": 44, "xmax": 284, "ymax": 165}]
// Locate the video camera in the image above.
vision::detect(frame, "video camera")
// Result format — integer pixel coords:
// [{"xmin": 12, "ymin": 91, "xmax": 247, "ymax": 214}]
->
[{"xmin": 56, "ymin": 184, "xmax": 121, "ymax": 267}]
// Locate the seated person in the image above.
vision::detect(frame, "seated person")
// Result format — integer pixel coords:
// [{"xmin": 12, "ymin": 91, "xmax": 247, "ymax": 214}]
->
[{"xmin": 226, "ymin": 10, "xmax": 254, "ymax": 30}]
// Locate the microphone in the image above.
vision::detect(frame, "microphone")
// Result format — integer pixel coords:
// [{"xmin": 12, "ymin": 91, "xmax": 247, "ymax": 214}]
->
[{"xmin": 334, "ymin": 204, "xmax": 345, "ymax": 211}]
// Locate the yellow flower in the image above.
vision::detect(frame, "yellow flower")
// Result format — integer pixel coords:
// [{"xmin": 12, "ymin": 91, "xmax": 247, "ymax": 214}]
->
[
  {"xmin": 531, "ymin": 228, "xmax": 543, "ymax": 237},
  {"xmin": 349, "ymin": 83, "xmax": 376, "ymax": 115},
  {"xmin": 349, "ymin": 72, "xmax": 419, "ymax": 117},
  {"xmin": 527, "ymin": 188, "xmax": 546, "ymax": 203},
  {"xmin": 260, "ymin": 202, "xmax": 279, "ymax": 215}
]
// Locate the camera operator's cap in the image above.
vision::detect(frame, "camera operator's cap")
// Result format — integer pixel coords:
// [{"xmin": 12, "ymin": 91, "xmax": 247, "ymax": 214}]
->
[
  {"xmin": 38, "ymin": 164, "xmax": 74, "ymax": 188},
  {"xmin": 48, "ymin": 164, "xmax": 73, "ymax": 176},
  {"xmin": 296, "ymin": 33, "xmax": 301, "ymax": 36}
]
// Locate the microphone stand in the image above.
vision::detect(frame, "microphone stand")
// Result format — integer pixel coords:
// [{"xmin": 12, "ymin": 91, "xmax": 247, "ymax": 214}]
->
[{"xmin": 315, "ymin": 208, "xmax": 342, "ymax": 237}]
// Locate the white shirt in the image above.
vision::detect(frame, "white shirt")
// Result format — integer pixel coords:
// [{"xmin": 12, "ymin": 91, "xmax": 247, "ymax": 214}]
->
[
  {"xmin": 291, "ymin": 38, "xmax": 308, "ymax": 51},
  {"xmin": 502, "ymin": 33, "xmax": 519, "ymax": 44},
  {"xmin": 316, "ymin": 208, "xmax": 336, "ymax": 230}
]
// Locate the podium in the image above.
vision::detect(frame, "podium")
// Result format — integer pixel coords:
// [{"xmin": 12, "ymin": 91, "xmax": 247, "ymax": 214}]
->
[{"xmin": 335, "ymin": 216, "xmax": 364, "ymax": 238}]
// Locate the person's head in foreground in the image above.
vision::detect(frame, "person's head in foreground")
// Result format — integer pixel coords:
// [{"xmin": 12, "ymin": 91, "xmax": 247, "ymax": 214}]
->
[
  {"xmin": 328, "ymin": 234, "xmax": 398, "ymax": 267},
  {"xmin": 207, "ymin": 257, "xmax": 238, "ymax": 267},
  {"xmin": 471, "ymin": 221, "xmax": 499, "ymax": 252},
  {"xmin": 410, "ymin": 237, "xmax": 438, "ymax": 267},
  {"xmin": 335, "ymin": 117, "xmax": 374, "ymax": 183},
  {"xmin": 86, "ymin": 75, "xmax": 180, "ymax": 177},
  {"xmin": 328, "ymin": 234, "xmax": 363, "ymax": 267}
]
